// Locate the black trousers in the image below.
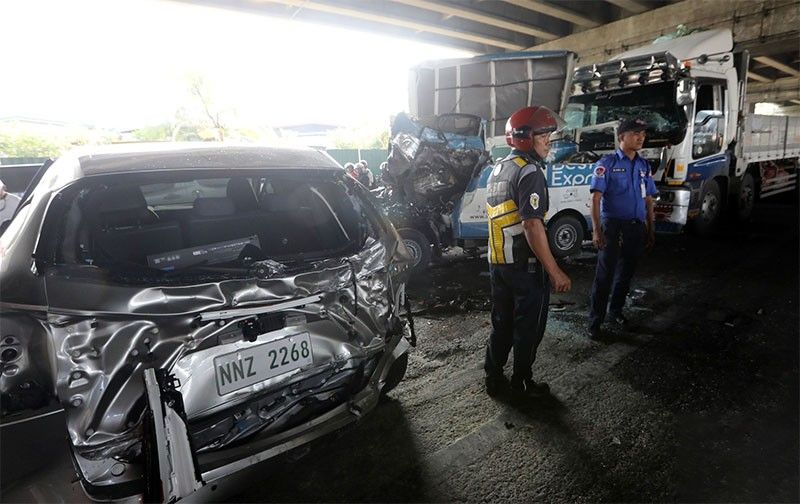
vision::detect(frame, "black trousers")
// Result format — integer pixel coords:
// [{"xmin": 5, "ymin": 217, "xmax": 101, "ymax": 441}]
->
[
  {"xmin": 484, "ymin": 262, "xmax": 550, "ymax": 384},
  {"xmin": 588, "ymin": 218, "xmax": 646, "ymax": 331}
]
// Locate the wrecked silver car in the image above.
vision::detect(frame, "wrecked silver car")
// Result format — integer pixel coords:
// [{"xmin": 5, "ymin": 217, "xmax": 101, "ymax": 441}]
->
[{"xmin": 0, "ymin": 144, "xmax": 414, "ymax": 501}]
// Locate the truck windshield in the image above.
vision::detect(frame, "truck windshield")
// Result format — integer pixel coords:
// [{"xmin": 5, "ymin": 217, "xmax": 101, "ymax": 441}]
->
[{"xmin": 565, "ymin": 81, "xmax": 687, "ymax": 148}]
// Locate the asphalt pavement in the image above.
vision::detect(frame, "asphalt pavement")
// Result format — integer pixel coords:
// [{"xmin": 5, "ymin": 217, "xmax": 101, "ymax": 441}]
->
[{"xmin": 231, "ymin": 196, "xmax": 799, "ymax": 503}]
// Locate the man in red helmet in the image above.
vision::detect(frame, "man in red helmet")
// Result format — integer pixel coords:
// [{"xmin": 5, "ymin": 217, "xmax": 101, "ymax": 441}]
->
[{"xmin": 484, "ymin": 105, "xmax": 572, "ymax": 401}]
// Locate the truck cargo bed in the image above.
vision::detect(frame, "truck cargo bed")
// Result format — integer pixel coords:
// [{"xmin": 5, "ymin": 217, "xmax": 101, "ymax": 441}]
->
[{"xmin": 741, "ymin": 114, "xmax": 800, "ymax": 164}]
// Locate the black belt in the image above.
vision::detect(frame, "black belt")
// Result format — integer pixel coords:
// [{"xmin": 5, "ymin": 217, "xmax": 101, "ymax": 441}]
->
[
  {"xmin": 493, "ymin": 257, "xmax": 540, "ymax": 273},
  {"xmin": 606, "ymin": 217, "xmax": 644, "ymax": 225}
]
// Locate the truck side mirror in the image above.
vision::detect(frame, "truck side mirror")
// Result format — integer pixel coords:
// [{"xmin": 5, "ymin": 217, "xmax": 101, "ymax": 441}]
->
[
  {"xmin": 676, "ymin": 78, "xmax": 696, "ymax": 106},
  {"xmin": 694, "ymin": 111, "xmax": 724, "ymax": 127}
]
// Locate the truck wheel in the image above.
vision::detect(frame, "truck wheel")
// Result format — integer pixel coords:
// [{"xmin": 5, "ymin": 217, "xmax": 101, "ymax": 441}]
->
[
  {"xmin": 736, "ymin": 173, "xmax": 756, "ymax": 222},
  {"xmin": 397, "ymin": 228, "xmax": 432, "ymax": 273},
  {"xmin": 381, "ymin": 352, "xmax": 408, "ymax": 397},
  {"xmin": 547, "ymin": 215, "xmax": 584, "ymax": 258},
  {"xmin": 692, "ymin": 179, "xmax": 722, "ymax": 234}
]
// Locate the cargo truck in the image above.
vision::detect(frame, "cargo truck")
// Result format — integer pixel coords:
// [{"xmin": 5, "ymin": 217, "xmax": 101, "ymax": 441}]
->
[
  {"xmin": 566, "ymin": 28, "xmax": 799, "ymax": 233},
  {"xmin": 385, "ymin": 29, "xmax": 798, "ymax": 272}
]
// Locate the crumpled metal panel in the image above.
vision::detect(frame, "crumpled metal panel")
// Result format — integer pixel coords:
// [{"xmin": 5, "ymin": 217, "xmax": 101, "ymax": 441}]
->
[
  {"xmin": 384, "ymin": 113, "xmax": 490, "ymax": 207},
  {"xmin": 45, "ymin": 235, "xmax": 409, "ymax": 492},
  {"xmin": 0, "ymin": 312, "xmax": 54, "ymax": 414}
]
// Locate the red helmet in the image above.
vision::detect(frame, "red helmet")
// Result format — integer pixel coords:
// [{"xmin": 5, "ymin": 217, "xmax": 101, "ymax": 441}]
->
[{"xmin": 505, "ymin": 106, "xmax": 566, "ymax": 151}]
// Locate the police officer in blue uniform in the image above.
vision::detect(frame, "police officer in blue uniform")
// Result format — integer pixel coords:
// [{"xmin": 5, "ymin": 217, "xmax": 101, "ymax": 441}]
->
[
  {"xmin": 587, "ymin": 117, "xmax": 658, "ymax": 340},
  {"xmin": 484, "ymin": 106, "xmax": 572, "ymax": 400}
]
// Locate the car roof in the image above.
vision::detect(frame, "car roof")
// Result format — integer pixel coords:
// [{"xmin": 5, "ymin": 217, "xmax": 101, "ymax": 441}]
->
[{"xmin": 63, "ymin": 142, "xmax": 341, "ymax": 178}]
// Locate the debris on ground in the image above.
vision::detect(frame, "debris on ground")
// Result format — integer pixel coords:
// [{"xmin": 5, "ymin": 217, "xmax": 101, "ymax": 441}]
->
[
  {"xmin": 413, "ymin": 293, "xmax": 492, "ymax": 316},
  {"xmin": 628, "ymin": 288, "xmax": 648, "ymax": 305},
  {"xmin": 549, "ymin": 301, "xmax": 576, "ymax": 312}
]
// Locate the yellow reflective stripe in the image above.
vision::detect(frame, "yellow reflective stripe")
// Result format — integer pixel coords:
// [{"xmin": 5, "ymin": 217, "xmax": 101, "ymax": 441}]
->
[
  {"xmin": 487, "ymin": 199, "xmax": 518, "ymax": 218},
  {"xmin": 487, "ymin": 199, "xmax": 519, "ymax": 264},
  {"xmin": 489, "ymin": 228, "xmax": 504, "ymax": 263},
  {"xmin": 488, "ymin": 205, "xmax": 522, "ymax": 264},
  {"xmin": 493, "ymin": 212, "xmax": 522, "ymax": 228},
  {"xmin": 513, "ymin": 157, "xmax": 527, "ymax": 168}
]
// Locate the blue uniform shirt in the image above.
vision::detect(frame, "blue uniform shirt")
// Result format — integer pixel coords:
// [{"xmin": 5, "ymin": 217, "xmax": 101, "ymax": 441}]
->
[{"xmin": 589, "ymin": 149, "xmax": 658, "ymax": 221}]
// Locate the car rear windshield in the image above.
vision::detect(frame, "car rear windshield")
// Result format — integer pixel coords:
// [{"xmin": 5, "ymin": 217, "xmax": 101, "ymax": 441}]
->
[{"xmin": 44, "ymin": 168, "xmax": 379, "ymax": 280}]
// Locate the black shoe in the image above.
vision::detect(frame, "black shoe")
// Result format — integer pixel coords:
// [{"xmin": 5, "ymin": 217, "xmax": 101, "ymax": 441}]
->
[
  {"xmin": 485, "ymin": 374, "xmax": 509, "ymax": 398},
  {"xmin": 586, "ymin": 327, "xmax": 603, "ymax": 341},
  {"xmin": 511, "ymin": 379, "xmax": 550, "ymax": 401},
  {"xmin": 609, "ymin": 312, "xmax": 629, "ymax": 326}
]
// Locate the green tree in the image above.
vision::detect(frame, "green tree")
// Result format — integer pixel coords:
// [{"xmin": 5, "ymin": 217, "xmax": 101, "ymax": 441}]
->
[
  {"xmin": 0, "ymin": 131, "xmax": 62, "ymax": 157},
  {"xmin": 332, "ymin": 124, "xmax": 389, "ymax": 149},
  {"xmin": 132, "ymin": 123, "xmax": 173, "ymax": 142},
  {"xmin": 187, "ymin": 74, "xmax": 226, "ymax": 141}
]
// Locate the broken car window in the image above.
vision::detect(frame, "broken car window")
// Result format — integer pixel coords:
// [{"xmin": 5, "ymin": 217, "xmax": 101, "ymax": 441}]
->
[
  {"xmin": 42, "ymin": 169, "xmax": 377, "ymax": 281},
  {"xmin": 140, "ymin": 178, "xmax": 230, "ymax": 208}
]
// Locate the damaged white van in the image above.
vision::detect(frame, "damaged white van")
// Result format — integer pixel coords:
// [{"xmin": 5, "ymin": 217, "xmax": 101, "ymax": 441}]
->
[{"xmin": 0, "ymin": 144, "xmax": 414, "ymax": 501}]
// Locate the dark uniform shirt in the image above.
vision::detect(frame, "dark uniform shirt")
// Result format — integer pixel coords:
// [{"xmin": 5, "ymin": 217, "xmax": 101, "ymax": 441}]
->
[
  {"xmin": 589, "ymin": 149, "xmax": 658, "ymax": 221},
  {"xmin": 486, "ymin": 149, "xmax": 549, "ymax": 265}
]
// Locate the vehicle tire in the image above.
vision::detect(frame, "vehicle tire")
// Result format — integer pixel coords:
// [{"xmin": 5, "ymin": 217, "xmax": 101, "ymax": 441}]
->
[
  {"xmin": 736, "ymin": 173, "xmax": 756, "ymax": 222},
  {"xmin": 397, "ymin": 228, "xmax": 432, "ymax": 273},
  {"xmin": 381, "ymin": 352, "xmax": 408, "ymax": 397},
  {"xmin": 691, "ymin": 179, "xmax": 722, "ymax": 235},
  {"xmin": 546, "ymin": 214, "xmax": 584, "ymax": 258}
]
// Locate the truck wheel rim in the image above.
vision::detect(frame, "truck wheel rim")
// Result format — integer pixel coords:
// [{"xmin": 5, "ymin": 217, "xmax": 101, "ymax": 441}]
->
[
  {"xmin": 740, "ymin": 184, "xmax": 754, "ymax": 212},
  {"xmin": 701, "ymin": 192, "xmax": 719, "ymax": 222},
  {"xmin": 403, "ymin": 239, "xmax": 422, "ymax": 266},
  {"xmin": 556, "ymin": 225, "xmax": 576, "ymax": 250}
]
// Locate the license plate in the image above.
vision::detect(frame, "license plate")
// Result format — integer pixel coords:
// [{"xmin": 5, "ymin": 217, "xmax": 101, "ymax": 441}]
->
[{"xmin": 214, "ymin": 333, "xmax": 314, "ymax": 396}]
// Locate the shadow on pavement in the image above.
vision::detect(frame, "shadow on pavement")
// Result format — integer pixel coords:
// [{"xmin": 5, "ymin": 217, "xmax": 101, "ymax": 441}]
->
[{"xmin": 227, "ymin": 397, "xmax": 437, "ymax": 503}]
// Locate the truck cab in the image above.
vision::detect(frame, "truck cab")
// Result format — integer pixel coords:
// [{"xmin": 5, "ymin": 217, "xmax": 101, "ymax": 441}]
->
[{"xmin": 566, "ymin": 28, "xmax": 798, "ymax": 233}]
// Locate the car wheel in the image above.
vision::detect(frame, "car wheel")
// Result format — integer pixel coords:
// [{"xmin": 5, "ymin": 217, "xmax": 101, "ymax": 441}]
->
[
  {"xmin": 737, "ymin": 173, "xmax": 755, "ymax": 222},
  {"xmin": 397, "ymin": 228, "xmax": 432, "ymax": 273},
  {"xmin": 381, "ymin": 352, "xmax": 408, "ymax": 397},
  {"xmin": 546, "ymin": 215, "xmax": 584, "ymax": 258},
  {"xmin": 691, "ymin": 179, "xmax": 722, "ymax": 235}
]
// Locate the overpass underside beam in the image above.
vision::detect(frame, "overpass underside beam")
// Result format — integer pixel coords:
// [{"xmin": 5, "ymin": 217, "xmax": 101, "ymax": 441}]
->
[
  {"xmin": 528, "ymin": 0, "xmax": 799, "ymax": 103},
  {"xmin": 528, "ymin": 0, "xmax": 799, "ymax": 65}
]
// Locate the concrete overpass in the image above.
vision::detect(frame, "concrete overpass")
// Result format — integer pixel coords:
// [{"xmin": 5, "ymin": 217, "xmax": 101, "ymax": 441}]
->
[{"xmin": 179, "ymin": 0, "xmax": 799, "ymax": 108}]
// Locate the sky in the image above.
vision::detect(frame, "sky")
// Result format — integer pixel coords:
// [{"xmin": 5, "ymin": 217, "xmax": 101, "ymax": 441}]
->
[{"xmin": 0, "ymin": 0, "xmax": 469, "ymax": 130}]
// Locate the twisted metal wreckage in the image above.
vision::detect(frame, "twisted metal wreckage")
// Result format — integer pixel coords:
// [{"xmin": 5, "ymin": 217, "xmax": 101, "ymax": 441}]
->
[
  {"xmin": 376, "ymin": 112, "xmax": 491, "ymax": 265},
  {"xmin": 0, "ymin": 144, "xmax": 416, "ymax": 501}
]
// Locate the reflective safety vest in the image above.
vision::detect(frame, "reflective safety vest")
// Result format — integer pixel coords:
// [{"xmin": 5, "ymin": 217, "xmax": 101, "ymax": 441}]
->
[{"xmin": 486, "ymin": 154, "xmax": 541, "ymax": 265}]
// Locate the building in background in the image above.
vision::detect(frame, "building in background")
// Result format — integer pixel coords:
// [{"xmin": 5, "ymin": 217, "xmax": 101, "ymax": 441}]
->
[{"xmin": 275, "ymin": 123, "xmax": 343, "ymax": 149}]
